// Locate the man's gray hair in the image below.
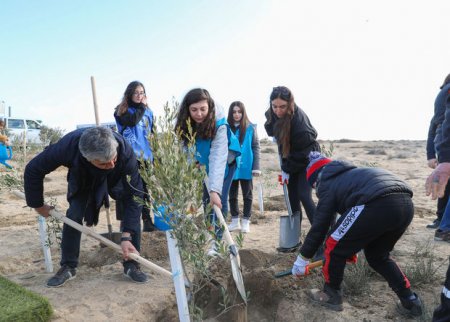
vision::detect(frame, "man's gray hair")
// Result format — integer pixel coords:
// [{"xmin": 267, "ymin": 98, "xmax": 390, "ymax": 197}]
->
[{"xmin": 79, "ymin": 127, "xmax": 118, "ymax": 162}]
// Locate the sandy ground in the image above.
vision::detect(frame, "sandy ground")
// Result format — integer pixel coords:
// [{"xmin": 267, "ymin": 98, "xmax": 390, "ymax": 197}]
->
[{"xmin": 0, "ymin": 139, "xmax": 449, "ymax": 321}]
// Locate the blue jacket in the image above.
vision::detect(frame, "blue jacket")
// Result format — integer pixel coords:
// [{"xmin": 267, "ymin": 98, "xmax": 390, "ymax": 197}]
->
[
  {"xmin": 115, "ymin": 105, "xmax": 154, "ymax": 161},
  {"xmin": 438, "ymin": 90, "xmax": 450, "ymax": 163},
  {"xmin": 24, "ymin": 128, "xmax": 143, "ymax": 234},
  {"xmin": 427, "ymin": 83, "xmax": 450, "ymax": 160},
  {"xmin": 233, "ymin": 124, "xmax": 259, "ymax": 180}
]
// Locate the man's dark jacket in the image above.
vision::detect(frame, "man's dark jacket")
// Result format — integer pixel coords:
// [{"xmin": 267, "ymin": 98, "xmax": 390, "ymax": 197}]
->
[
  {"xmin": 300, "ymin": 160, "xmax": 413, "ymax": 258},
  {"xmin": 426, "ymin": 83, "xmax": 450, "ymax": 160},
  {"xmin": 24, "ymin": 128, "xmax": 143, "ymax": 234},
  {"xmin": 264, "ymin": 105, "xmax": 320, "ymax": 173}
]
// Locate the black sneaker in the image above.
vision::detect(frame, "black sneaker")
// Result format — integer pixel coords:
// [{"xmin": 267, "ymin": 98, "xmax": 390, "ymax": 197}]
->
[
  {"xmin": 396, "ymin": 293, "xmax": 423, "ymax": 317},
  {"xmin": 427, "ymin": 219, "xmax": 441, "ymax": 229},
  {"xmin": 434, "ymin": 229, "xmax": 450, "ymax": 242},
  {"xmin": 46, "ymin": 265, "xmax": 76, "ymax": 288},
  {"xmin": 123, "ymin": 263, "xmax": 149, "ymax": 284}
]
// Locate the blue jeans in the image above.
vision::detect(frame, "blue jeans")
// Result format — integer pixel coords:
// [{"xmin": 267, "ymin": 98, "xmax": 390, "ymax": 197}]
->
[
  {"xmin": 439, "ymin": 198, "xmax": 450, "ymax": 231},
  {"xmin": 203, "ymin": 162, "xmax": 237, "ymax": 240}
]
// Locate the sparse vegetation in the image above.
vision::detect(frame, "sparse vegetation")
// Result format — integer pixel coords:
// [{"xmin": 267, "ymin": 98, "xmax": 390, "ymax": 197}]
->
[
  {"xmin": 39, "ymin": 125, "xmax": 65, "ymax": 146},
  {"xmin": 366, "ymin": 148, "xmax": 387, "ymax": 155},
  {"xmin": 321, "ymin": 142, "xmax": 334, "ymax": 157},
  {"xmin": 404, "ymin": 240, "xmax": 445, "ymax": 287},
  {"xmin": 343, "ymin": 255, "xmax": 374, "ymax": 295}
]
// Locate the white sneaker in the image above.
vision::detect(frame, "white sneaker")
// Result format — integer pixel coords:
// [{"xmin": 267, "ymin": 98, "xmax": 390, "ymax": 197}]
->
[
  {"xmin": 206, "ymin": 239, "xmax": 219, "ymax": 257},
  {"xmin": 228, "ymin": 218, "xmax": 241, "ymax": 231},
  {"xmin": 241, "ymin": 219, "xmax": 250, "ymax": 233}
]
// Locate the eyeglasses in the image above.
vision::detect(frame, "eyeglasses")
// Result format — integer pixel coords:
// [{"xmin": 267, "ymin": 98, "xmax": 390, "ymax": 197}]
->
[
  {"xmin": 271, "ymin": 86, "xmax": 290, "ymax": 100},
  {"xmin": 133, "ymin": 91, "xmax": 145, "ymax": 96}
]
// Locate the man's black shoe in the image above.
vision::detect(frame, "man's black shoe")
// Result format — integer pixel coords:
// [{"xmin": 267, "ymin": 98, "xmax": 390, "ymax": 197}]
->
[
  {"xmin": 427, "ymin": 219, "xmax": 441, "ymax": 229},
  {"xmin": 124, "ymin": 263, "xmax": 149, "ymax": 284},
  {"xmin": 47, "ymin": 265, "xmax": 76, "ymax": 288}
]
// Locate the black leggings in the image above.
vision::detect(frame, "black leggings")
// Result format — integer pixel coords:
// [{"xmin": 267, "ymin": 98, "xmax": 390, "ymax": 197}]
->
[
  {"xmin": 229, "ymin": 179, "xmax": 253, "ymax": 219},
  {"xmin": 287, "ymin": 168, "xmax": 316, "ymax": 224},
  {"xmin": 323, "ymin": 194, "xmax": 414, "ymax": 298}
]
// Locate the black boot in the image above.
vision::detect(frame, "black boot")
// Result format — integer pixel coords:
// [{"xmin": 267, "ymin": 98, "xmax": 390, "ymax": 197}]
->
[
  {"xmin": 307, "ymin": 283, "xmax": 343, "ymax": 311},
  {"xmin": 397, "ymin": 293, "xmax": 423, "ymax": 317}
]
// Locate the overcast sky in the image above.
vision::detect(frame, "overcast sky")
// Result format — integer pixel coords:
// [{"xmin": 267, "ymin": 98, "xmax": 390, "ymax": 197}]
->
[{"xmin": 1, "ymin": 0, "xmax": 450, "ymax": 140}]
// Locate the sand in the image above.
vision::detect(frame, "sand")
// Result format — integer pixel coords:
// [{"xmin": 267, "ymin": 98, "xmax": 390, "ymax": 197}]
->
[{"xmin": 0, "ymin": 139, "xmax": 448, "ymax": 321}]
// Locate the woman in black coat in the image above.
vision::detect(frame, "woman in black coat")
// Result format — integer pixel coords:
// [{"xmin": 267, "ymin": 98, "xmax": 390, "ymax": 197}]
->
[{"xmin": 264, "ymin": 86, "xmax": 320, "ymax": 228}]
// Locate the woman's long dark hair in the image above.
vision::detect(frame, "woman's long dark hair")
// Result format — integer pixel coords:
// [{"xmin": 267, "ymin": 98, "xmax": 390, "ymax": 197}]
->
[
  {"xmin": 116, "ymin": 81, "xmax": 146, "ymax": 116},
  {"xmin": 267, "ymin": 86, "xmax": 295, "ymax": 157},
  {"xmin": 227, "ymin": 101, "xmax": 250, "ymax": 143},
  {"xmin": 175, "ymin": 88, "xmax": 216, "ymax": 142}
]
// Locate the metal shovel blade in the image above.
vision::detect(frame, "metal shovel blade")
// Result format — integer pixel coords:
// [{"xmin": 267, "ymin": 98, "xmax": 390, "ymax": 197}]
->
[
  {"xmin": 213, "ymin": 205, "xmax": 247, "ymax": 303},
  {"xmin": 230, "ymin": 254, "xmax": 247, "ymax": 302}
]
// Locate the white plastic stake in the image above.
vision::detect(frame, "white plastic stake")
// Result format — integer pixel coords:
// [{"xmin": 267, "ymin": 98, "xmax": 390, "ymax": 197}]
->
[
  {"xmin": 257, "ymin": 182, "xmax": 264, "ymax": 216},
  {"xmin": 38, "ymin": 216, "xmax": 53, "ymax": 272},
  {"xmin": 166, "ymin": 231, "xmax": 190, "ymax": 322}
]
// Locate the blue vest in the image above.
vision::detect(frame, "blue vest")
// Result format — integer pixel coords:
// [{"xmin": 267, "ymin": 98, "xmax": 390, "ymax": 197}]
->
[
  {"xmin": 233, "ymin": 124, "xmax": 255, "ymax": 180},
  {"xmin": 116, "ymin": 107, "xmax": 154, "ymax": 161},
  {"xmin": 195, "ymin": 118, "xmax": 241, "ymax": 174}
]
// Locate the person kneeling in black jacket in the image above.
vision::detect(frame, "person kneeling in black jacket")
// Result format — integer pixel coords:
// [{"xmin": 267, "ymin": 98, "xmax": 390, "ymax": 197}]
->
[{"xmin": 291, "ymin": 151, "xmax": 422, "ymax": 317}]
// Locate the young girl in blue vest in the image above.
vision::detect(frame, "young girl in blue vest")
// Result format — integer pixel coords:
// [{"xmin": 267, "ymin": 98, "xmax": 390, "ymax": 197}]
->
[
  {"xmin": 175, "ymin": 88, "xmax": 241, "ymax": 256},
  {"xmin": 114, "ymin": 81, "xmax": 155, "ymax": 232},
  {"xmin": 227, "ymin": 101, "xmax": 261, "ymax": 233}
]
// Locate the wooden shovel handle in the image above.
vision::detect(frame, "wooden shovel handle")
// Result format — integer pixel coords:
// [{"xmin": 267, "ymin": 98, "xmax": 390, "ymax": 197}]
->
[
  {"xmin": 213, "ymin": 205, "xmax": 241, "ymax": 266},
  {"xmin": 307, "ymin": 259, "xmax": 324, "ymax": 270}
]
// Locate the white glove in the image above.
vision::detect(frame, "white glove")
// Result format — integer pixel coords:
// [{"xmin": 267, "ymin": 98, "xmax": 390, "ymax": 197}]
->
[
  {"xmin": 291, "ymin": 255, "xmax": 310, "ymax": 276},
  {"xmin": 252, "ymin": 170, "xmax": 261, "ymax": 177},
  {"xmin": 281, "ymin": 171, "xmax": 289, "ymax": 184}
]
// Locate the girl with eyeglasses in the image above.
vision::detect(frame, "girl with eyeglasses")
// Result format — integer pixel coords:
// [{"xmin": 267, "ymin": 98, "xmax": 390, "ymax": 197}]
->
[
  {"xmin": 114, "ymin": 81, "xmax": 155, "ymax": 232},
  {"xmin": 264, "ymin": 86, "xmax": 320, "ymax": 246},
  {"xmin": 175, "ymin": 88, "xmax": 241, "ymax": 256},
  {"xmin": 227, "ymin": 101, "xmax": 261, "ymax": 233}
]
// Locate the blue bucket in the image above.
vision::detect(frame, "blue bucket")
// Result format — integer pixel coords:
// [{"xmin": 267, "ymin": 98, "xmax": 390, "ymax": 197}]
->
[{"xmin": 153, "ymin": 205, "xmax": 171, "ymax": 231}]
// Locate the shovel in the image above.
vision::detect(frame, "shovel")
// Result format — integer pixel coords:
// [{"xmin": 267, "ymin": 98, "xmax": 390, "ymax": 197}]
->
[
  {"xmin": 274, "ymin": 259, "xmax": 324, "ymax": 278},
  {"xmin": 281, "ymin": 178, "xmax": 295, "ymax": 229},
  {"xmin": 13, "ymin": 191, "xmax": 172, "ymax": 278},
  {"xmin": 100, "ymin": 203, "xmax": 122, "ymax": 246},
  {"xmin": 213, "ymin": 205, "xmax": 247, "ymax": 304}
]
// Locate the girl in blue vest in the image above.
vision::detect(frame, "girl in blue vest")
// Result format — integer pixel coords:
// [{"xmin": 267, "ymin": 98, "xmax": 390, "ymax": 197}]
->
[
  {"xmin": 175, "ymin": 88, "xmax": 241, "ymax": 256},
  {"xmin": 227, "ymin": 101, "xmax": 261, "ymax": 233},
  {"xmin": 114, "ymin": 81, "xmax": 155, "ymax": 232}
]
